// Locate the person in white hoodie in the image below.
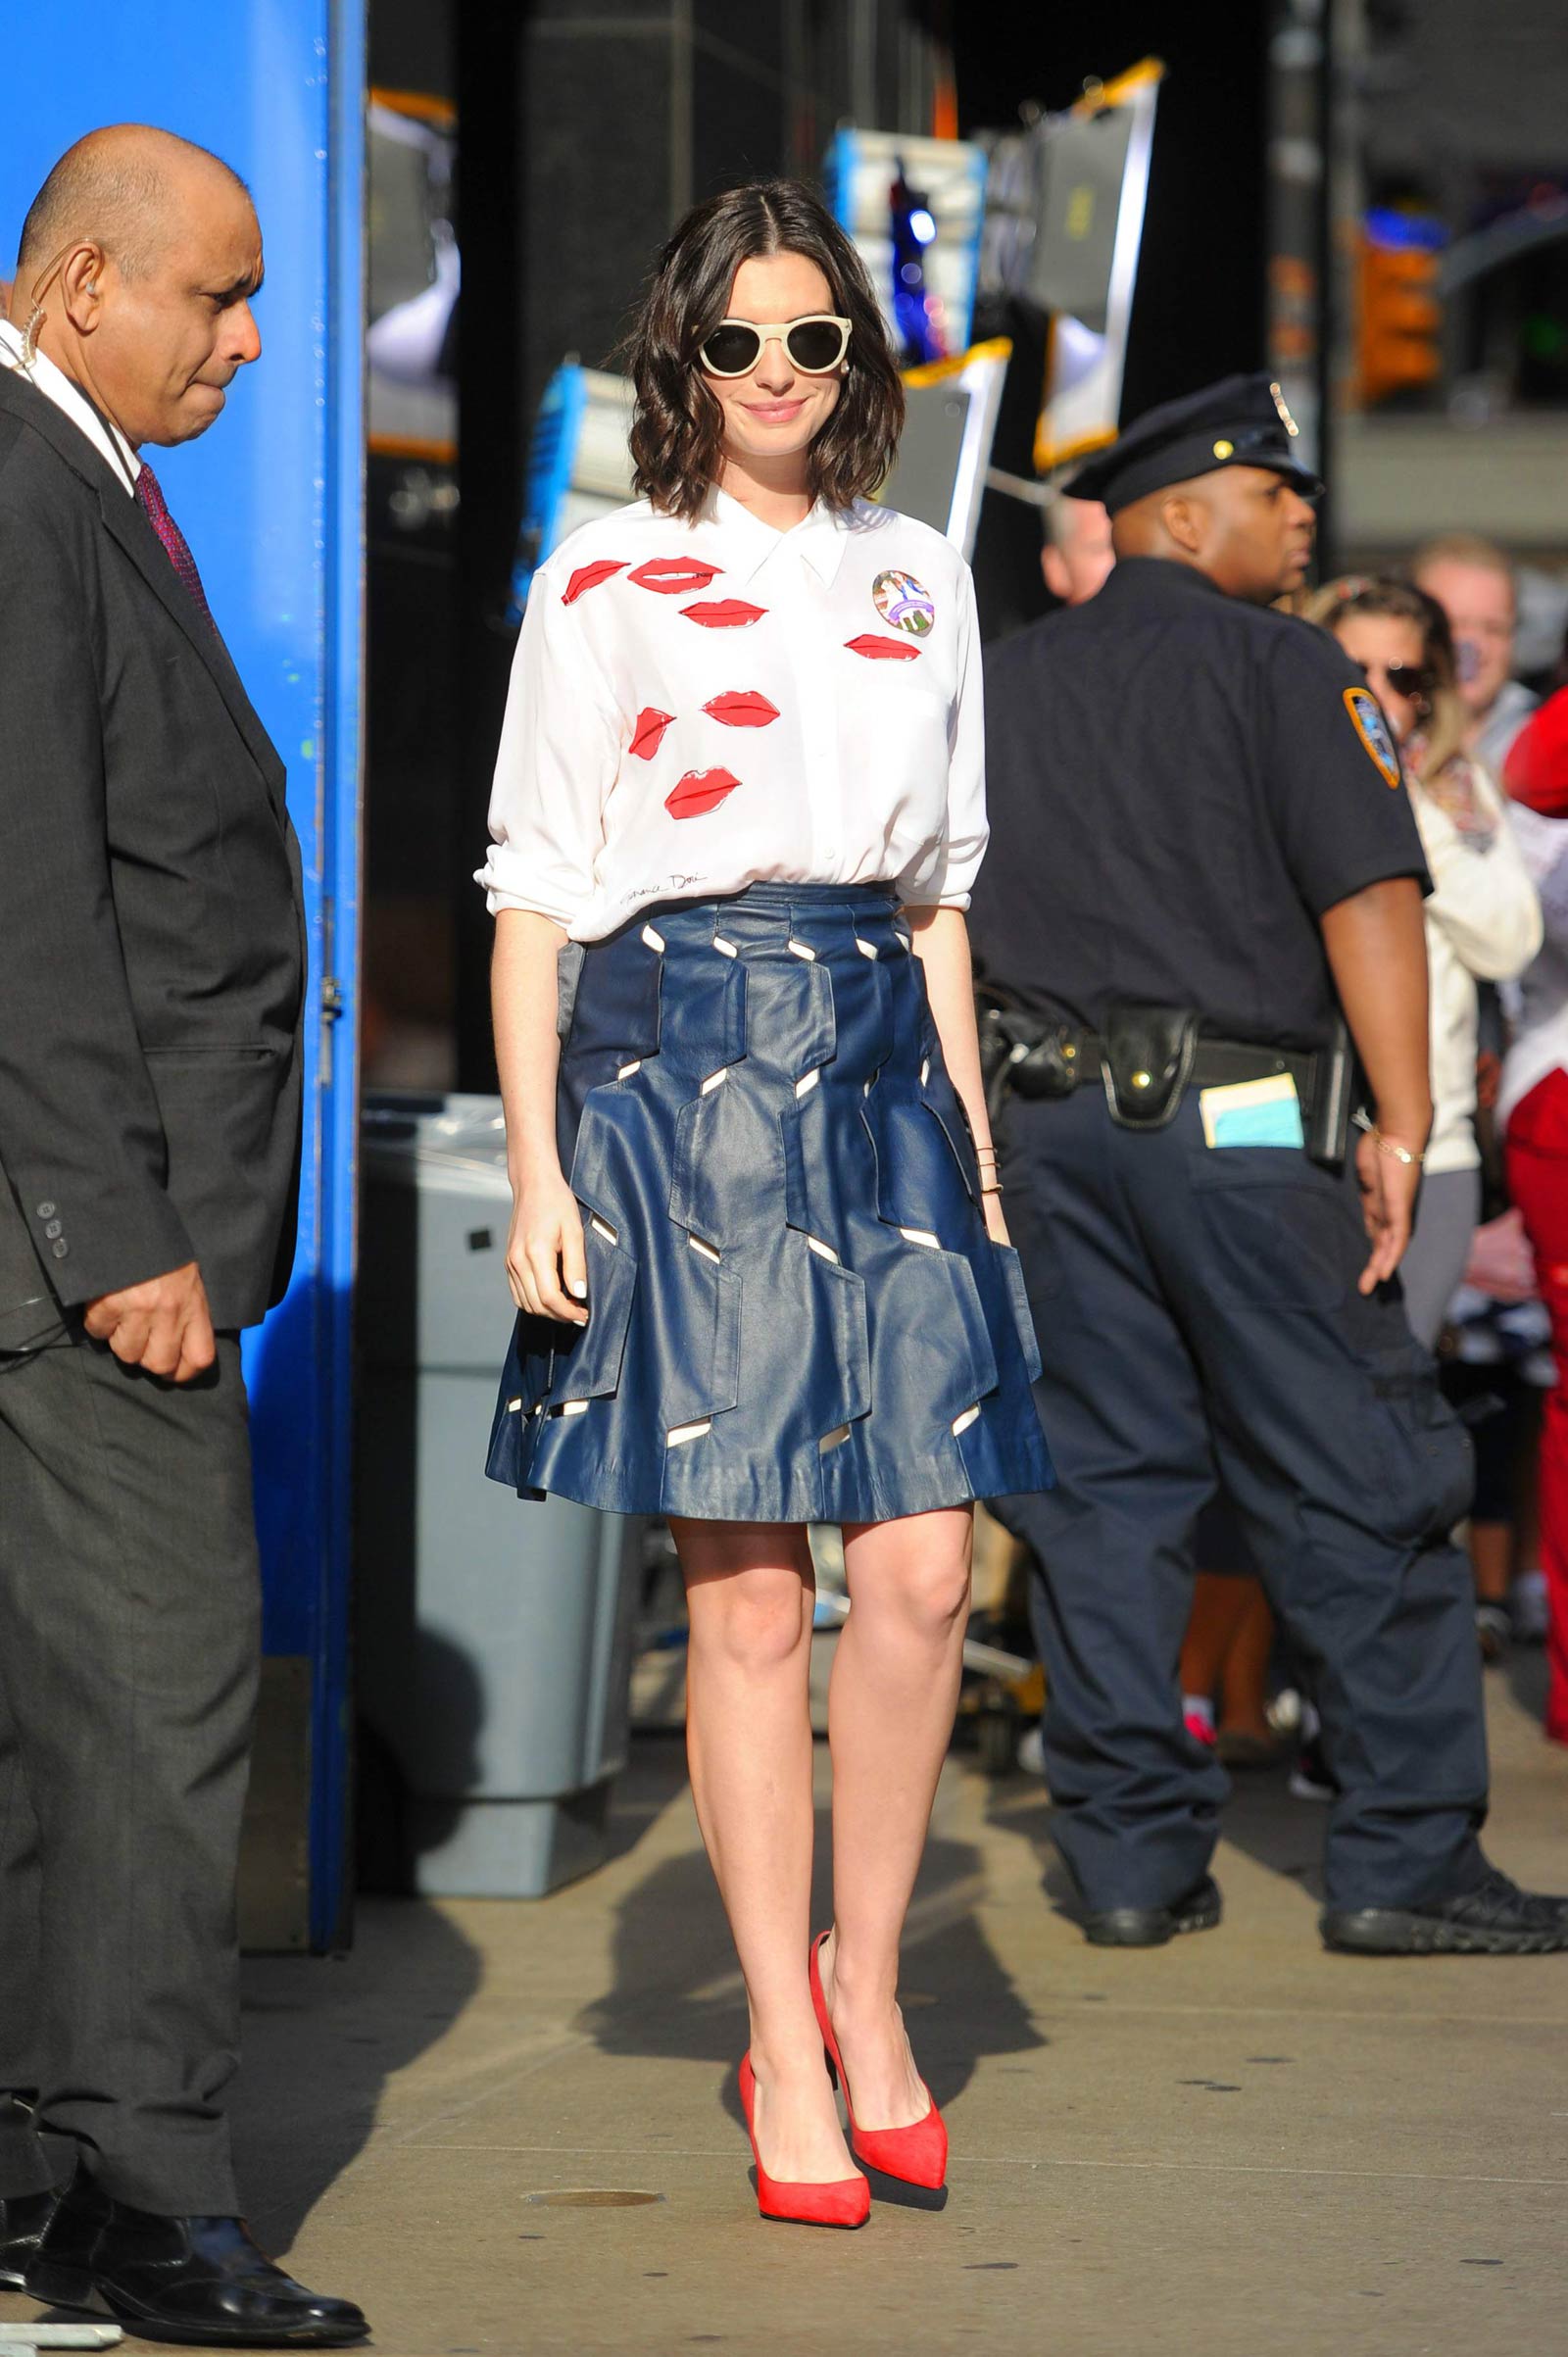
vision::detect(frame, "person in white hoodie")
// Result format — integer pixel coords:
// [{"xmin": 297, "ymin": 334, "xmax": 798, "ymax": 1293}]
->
[{"xmin": 1308, "ymin": 578, "xmax": 1543, "ymax": 1346}]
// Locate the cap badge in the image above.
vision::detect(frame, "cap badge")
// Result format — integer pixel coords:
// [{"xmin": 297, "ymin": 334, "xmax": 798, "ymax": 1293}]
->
[
  {"xmin": 872, "ymin": 568, "xmax": 935, "ymax": 637},
  {"xmin": 1343, "ymin": 686, "xmax": 1402, "ymax": 789},
  {"xmin": 1212, "ymin": 439, "xmax": 1235, "ymax": 460},
  {"xmin": 1268, "ymin": 381, "xmax": 1300, "ymax": 437}
]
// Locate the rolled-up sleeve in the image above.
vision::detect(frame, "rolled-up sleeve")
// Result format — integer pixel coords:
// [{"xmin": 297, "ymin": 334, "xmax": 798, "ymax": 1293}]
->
[
  {"xmin": 901, "ymin": 565, "xmax": 988, "ymax": 911},
  {"xmin": 475, "ymin": 564, "xmax": 624, "ymax": 929}
]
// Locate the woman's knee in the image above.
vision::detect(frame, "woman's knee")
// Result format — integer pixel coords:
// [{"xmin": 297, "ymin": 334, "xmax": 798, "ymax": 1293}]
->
[
  {"xmin": 870, "ymin": 1548, "xmax": 972, "ymax": 1645},
  {"xmin": 690, "ymin": 1564, "xmax": 810, "ymax": 1673}
]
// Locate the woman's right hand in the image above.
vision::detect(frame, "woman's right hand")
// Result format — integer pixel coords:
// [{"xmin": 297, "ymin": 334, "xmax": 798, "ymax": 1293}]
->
[{"xmin": 507, "ymin": 1165, "xmax": 589, "ymax": 1324}]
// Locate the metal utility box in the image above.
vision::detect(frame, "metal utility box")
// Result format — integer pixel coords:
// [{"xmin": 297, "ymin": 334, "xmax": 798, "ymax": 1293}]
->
[{"xmin": 357, "ymin": 1094, "xmax": 640, "ymax": 1897}]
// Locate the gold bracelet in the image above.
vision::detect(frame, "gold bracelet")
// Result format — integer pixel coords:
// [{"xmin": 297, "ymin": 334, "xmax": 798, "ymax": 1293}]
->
[
  {"xmin": 1369, "ymin": 1127, "xmax": 1423, "ymax": 1166},
  {"xmin": 980, "ymin": 1180, "xmax": 1004, "ymax": 1197},
  {"xmin": 1353, "ymin": 1109, "xmax": 1426, "ymax": 1166}
]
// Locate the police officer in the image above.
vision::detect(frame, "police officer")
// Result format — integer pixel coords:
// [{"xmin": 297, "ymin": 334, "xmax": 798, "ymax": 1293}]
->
[{"xmin": 972, "ymin": 373, "xmax": 1568, "ymax": 1956}]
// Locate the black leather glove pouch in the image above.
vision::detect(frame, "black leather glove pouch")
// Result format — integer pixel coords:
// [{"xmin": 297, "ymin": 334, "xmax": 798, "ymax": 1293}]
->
[
  {"xmin": 977, "ymin": 997, "xmax": 1085, "ymax": 1124},
  {"xmin": 1101, "ymin": 1004, "xmax": 1200, "ymax": 1130}
]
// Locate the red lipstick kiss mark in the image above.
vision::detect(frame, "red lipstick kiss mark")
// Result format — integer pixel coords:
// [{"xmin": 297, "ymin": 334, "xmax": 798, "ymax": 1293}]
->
[
  {"xmin": 562, "ymin": 559, "xmax": 627, "ymax": 605},
  {"xmin": 629, "ymin": 708, "xmax": 675, "ymax": 759},
  {"xmin": 844, "ymin": 634, "xmax": 921, "ymax": 662},
  {"xmin": 703, "ymin": 690, "xmax": 780, "ymax": 728},
  {"xmin": 665, "ymin": 768, "xmax": 741, "ymax": 820},
  {"xmin": 629, "ymin": 557, "xmax": 722, "ymax": 595},
  {"xmin": 682, "ymin": 599, "xmax": 766, "ymax": 629}
]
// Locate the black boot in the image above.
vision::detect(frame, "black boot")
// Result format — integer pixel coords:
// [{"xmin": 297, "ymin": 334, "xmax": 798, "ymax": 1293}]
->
[
  {"xmin": 1322, "ymin": 1866, "xmax": 1568, "ymax": 1956},
  {"xmin": 1082, "ymin": 1873, "xmax": 1223, "ymax": 1947},
  {"xmin": 0, "ymin": 2184, "xmax": 62, "ymax": 2290},
  {"xmin": 25, "ymin": 2170, "xmax": 368, "ymax": 2347}
]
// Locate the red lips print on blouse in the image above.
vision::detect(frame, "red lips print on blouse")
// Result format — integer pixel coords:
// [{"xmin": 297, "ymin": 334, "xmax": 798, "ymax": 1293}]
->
[
  {"xmin": 561, "ymin": 558, "xmax": 627, "ymax": 605},
  {"xmin": 629, "ymin": 558, "xmax": 722, "ymax": 595},
  {"xmin": 703, "ymin": 690, "xmax": 780, "ymax": 728},
  {"xmin": 665, "ymin": 768, "xmax": 741, "ymax": 820},
  {"xmin": 681, "ymin": 600, "xmax": 767, "ymax": 629},
  {"xmin": 845, "ymin": 634, "xmax": 921, "ymax": 662},
  {"xmin": 629, "ymin": 708, "xmax": 675, "ymax": 759}
]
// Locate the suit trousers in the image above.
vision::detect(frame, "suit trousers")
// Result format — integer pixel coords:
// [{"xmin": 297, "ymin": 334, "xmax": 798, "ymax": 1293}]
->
[
  {"xmin": 0, "ymin": 1326, "xmax": 258, "ymax": 2212},
  {"xmin": 997, "ymin": 1086, "xmax": 1491, "ymax": 1915}
]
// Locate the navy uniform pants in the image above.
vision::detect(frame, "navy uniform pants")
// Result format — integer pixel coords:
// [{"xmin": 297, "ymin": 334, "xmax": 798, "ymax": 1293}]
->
[{"xmin": 998, "ymin": 1086, "xmax": 1490, "ymax": 1915}]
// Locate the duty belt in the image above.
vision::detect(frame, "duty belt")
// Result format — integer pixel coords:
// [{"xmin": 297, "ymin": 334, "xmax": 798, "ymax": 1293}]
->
[
  {"xmin": 1061, "ymin": 1031, "xmax": 1317, "ymax": 1101},
  {"xmin": 979, "ymin": 997, "xmax": 1357, "ymax": 1167}
]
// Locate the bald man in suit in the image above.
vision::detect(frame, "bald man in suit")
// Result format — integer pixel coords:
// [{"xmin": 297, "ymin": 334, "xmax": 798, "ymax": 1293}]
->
[{"xmin": 0, "ymin": 127, "xmax": 364, "ymax": 2346}]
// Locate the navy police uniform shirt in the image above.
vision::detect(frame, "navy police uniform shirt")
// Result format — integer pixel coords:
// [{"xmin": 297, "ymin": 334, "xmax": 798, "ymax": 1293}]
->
[{"xmin": 971, "ymin": 556, "xmax": 1431, "ymax": 1051}]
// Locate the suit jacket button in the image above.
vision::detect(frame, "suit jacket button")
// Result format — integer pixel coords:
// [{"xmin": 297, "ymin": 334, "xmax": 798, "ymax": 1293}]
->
[
  {"xmin": 51, "ymin": 1239, "xmax": 69, "ymax": 1259},
  {"xmin": 44, "ymin": 1220, "xmax": 62, "ymax": 1239},
  {"xmin": 36, "ymin": 1202, "xmax": 56, "ymax": 1219}
]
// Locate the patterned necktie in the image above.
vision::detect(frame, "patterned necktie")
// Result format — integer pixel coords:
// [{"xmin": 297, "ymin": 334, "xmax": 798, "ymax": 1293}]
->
[{"xmin": 134, "ymin": 461, "xmax": 217, "ymax": 630}]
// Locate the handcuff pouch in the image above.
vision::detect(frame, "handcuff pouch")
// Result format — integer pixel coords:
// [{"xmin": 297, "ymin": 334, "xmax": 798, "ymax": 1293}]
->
[{"xmin": 1101, "ymin": 1004, "xmax": 1200, "ymax": 1131}]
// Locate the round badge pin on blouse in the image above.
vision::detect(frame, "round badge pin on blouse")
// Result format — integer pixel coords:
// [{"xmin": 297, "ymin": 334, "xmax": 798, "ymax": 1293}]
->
[{"xmin": 872, "ymin": 568, "xmax": 935, "ymax": 637}]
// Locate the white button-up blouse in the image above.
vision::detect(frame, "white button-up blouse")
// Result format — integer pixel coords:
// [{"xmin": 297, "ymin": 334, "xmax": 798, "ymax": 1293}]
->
[{"xmin": 477, "ymin": 487, "xmax": 987, "ymax": 942}]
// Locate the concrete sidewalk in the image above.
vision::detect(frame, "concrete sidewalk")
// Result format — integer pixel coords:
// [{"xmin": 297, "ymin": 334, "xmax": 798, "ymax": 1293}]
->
[{"xmin": 4, "ymin": 1668, "xmax": 1565, "ymax": 2357}]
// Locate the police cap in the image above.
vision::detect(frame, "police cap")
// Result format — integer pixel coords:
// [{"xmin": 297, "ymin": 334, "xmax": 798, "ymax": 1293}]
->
[{"xmin": 1062, "ymin": 371, "xmax": 1325, "ymax": 515}]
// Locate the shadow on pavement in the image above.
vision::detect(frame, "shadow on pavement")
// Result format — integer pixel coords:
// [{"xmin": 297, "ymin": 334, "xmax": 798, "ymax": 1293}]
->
[
  {"xmin": 578, "ymin": 1788, "xmax": 1045, "ymax": 2119},
  {"xmin": 233, "ymin": 1897, "xmax": 483, "ymax": 2252},
  {"xmin": 1505, "ymin": 1643, "xmax": 1550, "ymax": 1727}
]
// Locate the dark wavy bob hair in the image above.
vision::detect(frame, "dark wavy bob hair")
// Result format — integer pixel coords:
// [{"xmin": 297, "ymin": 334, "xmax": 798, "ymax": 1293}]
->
[{"xmin": 624, "ymin": 178, "xmax": 906, "ymax": 521}]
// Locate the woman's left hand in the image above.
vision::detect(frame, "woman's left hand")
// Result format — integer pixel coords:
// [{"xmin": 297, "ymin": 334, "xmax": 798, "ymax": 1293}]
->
[{"xmin": 982, "ymin": 1191, "xmax": 1011, "ymax": 1247}]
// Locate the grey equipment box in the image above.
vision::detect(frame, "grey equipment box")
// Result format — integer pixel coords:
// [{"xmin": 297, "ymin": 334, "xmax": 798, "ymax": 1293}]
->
[{"xmin": 357, "ymin": 1092, "xmax": 641, "ymax": 1897}]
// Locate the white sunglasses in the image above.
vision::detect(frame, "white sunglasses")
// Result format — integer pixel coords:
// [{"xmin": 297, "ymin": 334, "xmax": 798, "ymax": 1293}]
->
[{"xmin": 698, "ymin": 314, "xmax": 852, "ymax": 378}]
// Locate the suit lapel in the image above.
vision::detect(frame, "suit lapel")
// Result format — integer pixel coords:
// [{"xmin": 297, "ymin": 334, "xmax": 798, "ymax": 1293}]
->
[
  {"xmin": 96, "ymin": 490, "xmax": 289, "ymax": 812},
  {"xmin": 0, "ymin": 369, "xmax": 290, "ymax": 817}
]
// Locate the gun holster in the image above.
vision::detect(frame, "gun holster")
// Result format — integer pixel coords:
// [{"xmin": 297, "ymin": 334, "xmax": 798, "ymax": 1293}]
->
[{"xmin": 1100, "ymin": 1004, "xmax": 1201, "ymax": 1131}]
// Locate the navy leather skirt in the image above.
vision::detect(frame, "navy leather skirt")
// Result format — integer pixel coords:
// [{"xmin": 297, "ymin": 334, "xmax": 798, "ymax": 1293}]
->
[{"xmin": 486, "ymin": 882, "xmax": 1053, "ymax": 1522}]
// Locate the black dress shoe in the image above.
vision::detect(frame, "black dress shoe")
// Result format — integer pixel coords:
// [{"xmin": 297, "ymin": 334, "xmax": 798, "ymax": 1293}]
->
[
  {"xmin": 0, "ymin": 2185, "xmax": 62, "ymax": 2290},
  {"xmin": 26, "ymin": 2173, "xmax": 368, "ymax": 2347},
  {"xmin": 1322, "ymin": 1866, "xmax": 1568, "ymax": 1956},
  {"xmin": 1083, "ymin": 1873, "xmax": 1223, "ymax": 1947}
]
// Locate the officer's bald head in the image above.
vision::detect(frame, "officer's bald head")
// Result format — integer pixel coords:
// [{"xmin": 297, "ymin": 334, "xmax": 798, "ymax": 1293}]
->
[
  {"xmin": 13, "ymin": 125, "xmax": 263, "ymax": 452},
  {"xmin": 1112, "ymin": 464, "xmax": 1315, "ymax": 605},
  {"xmin": 17, "ymin": 125, "xmax": 250, "ymax": 287}
]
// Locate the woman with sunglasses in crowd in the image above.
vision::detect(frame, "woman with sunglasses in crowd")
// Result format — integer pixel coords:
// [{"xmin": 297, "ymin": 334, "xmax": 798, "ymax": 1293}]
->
[
  {"xmin": 476, "ymin": 179, "xmax": 1050, "ymax": 2229},
  {"xmin": 1306, "ymin": 578, "xmax": 1541, "ymax": 1346}
]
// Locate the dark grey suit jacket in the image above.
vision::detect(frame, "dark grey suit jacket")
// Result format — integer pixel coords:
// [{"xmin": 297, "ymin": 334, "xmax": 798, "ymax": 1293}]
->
[{"xmin": 0, "ymin": 367, "xmax": 306, "ymax": 1335}]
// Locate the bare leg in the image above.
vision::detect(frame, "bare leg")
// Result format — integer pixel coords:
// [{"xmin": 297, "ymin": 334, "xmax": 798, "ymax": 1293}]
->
[
  {"xmin": 1217, "ymin": 1584, "xmax": 1276, "ymax": 1743},
  {"xmin": 1469, "ymin": 1521, "xmax": 1513, "ymax": 1606},
  {"xmin": 1179, "ymin": 1572, "xmax": 1250, "ymax": 1705},
  {"xmin": 817, "ymin": 1506, "xmax": 973, "ymax": 2130},
  {"xmin": 669, "ymin": 1517, "xmax": 854, "ymax": 2184}
]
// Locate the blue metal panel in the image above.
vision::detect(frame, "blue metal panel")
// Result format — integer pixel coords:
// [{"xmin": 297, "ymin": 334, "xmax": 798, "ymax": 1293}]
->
[
  {"xmin": 0, "ymin": 5, "xmax": 365, "ymax": 1948},
  {"xmin": 508, "ymin": 361, "xmax": 589, "ymax": 619}
]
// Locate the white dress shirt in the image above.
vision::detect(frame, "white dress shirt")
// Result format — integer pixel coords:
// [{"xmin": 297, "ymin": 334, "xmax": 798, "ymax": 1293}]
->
[
  {"xmin": 0, "ymin": 318, "xmax": 140, "ymax": 492},
  {"xmin": 1407, "ymin": 761, "xmax": 1541, "ymax": 1175},
  {"xmin": 478, "ymin": 487, "xmax": 987, "ymax": 941}
]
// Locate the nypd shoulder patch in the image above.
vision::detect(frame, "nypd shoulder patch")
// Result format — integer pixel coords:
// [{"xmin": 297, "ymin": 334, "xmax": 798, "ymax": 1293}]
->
[{"xmin": 1343, "ymin": 686, "xmax": 1402, "ymax": 788}]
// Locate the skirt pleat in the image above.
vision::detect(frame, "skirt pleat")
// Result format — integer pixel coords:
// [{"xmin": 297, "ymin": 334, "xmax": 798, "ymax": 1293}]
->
[{"xmin": 486, "ymin": 882, "xmax": 1054, "ymax": 1522}]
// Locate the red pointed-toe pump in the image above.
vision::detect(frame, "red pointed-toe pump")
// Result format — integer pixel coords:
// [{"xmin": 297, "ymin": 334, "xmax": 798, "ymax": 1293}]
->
[
  {"xmin": 808, "ymin": 1932, "xmax": 949, "ymax": 2191},
  {"xmin": 736, "ymin": 2053, "xmax": 870, "ymax": 2230}
]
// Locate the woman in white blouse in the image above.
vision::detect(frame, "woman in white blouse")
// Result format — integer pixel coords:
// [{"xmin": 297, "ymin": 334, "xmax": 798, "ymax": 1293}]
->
[
  {"xmin": 1308, "ymin": 578, "xmax": 1542, "ymax": 1345},
  {"xmin": 478, "ymin": 181, "xmax": 1050, "ymax": 2228}
]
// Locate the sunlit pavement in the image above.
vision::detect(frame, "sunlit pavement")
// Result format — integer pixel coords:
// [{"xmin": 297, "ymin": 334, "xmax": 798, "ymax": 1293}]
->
[{"xmin": 4, "ymin": 1665, "xmax": 1564, "ymax": 2357}]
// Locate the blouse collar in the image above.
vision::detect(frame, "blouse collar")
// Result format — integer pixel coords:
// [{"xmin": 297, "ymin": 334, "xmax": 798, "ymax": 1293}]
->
[{"xmin": 703, "ymin": 483, "xmax": 857, "ymax": 589}]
